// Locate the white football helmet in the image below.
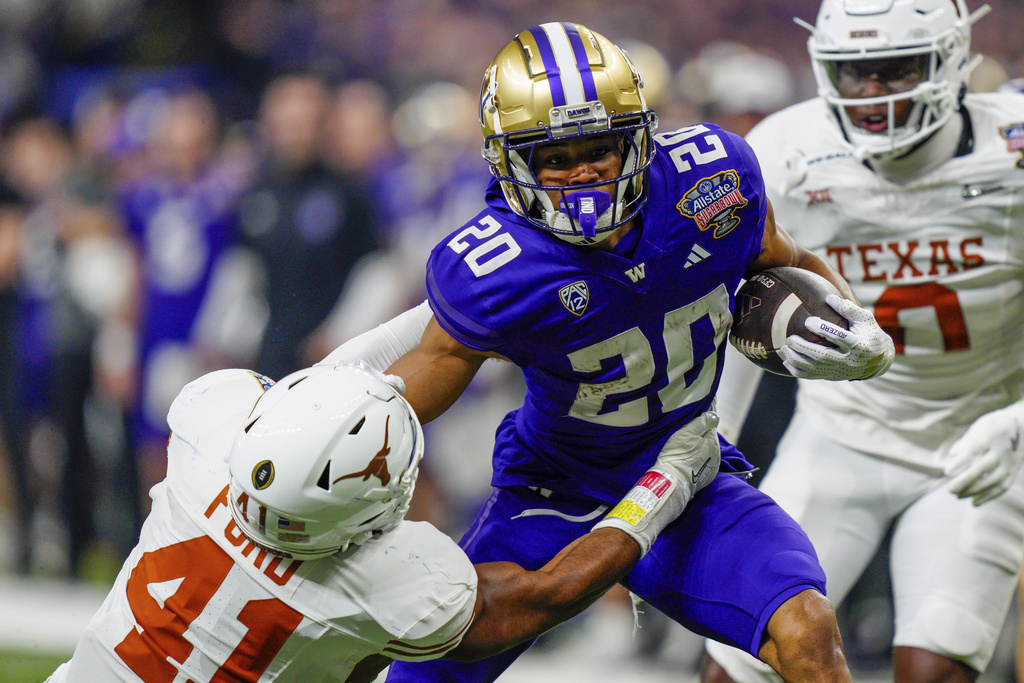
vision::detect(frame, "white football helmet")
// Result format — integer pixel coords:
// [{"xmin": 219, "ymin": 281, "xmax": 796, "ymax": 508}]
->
[
  {"xmin": 227, "ymin": 363, "xmax": 423, "ymax": 559},
  {"xmin": 480, "ymin": 22, "xmax": 658, "ymax": 244},
  {"xmin": 799, "ymin": 0, "xmax": 990, "ymax": 158}
]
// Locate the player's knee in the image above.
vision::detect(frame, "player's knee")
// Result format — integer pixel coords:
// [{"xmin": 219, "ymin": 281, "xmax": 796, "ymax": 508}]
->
[
  {"xmin": 898, "ymin": 596, "xmax": 998, "ymax": 673},
  {"xmin": 764, "ymin": 589, "xmax": 845, "ymax": 671}
]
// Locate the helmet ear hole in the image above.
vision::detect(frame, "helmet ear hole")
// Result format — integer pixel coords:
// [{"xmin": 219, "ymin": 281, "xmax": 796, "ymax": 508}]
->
[{"xmin": 316, "ymin": 462, "xmax": 331, "ymax": 491}]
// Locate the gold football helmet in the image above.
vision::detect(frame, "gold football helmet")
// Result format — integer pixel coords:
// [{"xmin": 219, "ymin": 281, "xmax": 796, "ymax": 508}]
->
[{"xmin": 480, "ymin": 22, "xmax": 658, "ymax": 244}]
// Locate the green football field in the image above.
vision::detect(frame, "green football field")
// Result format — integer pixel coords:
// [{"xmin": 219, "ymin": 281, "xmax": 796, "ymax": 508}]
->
[{"xmin": 0, "ymin": 650, "xmax": 68, "ymax": 683}]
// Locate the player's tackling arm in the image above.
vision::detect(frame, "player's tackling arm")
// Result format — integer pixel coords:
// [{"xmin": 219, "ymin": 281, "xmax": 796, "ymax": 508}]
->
[
  {"xmin": 451, "ymin": 419, "xmax": 716, "ymax": 661},
  {"xmin": 346, "ymin": 396, "xmax": 704, "ymax": 678},
  {"xmin": 748, "ymin": 199, "xmax": 858, "ymax": 303},
  {"xmin": 450, "ymin": 527, "xmax": 640, "ymax": 661},
  {"xmin": 345, "ymin": 529, "xmax": 641, "ymax": 679},
  {"xmin": 319, "ymin": 300, "xmax": 433, "ymax": 370},
  {"xmin": 385, "ymin": 316, "xmax": 499, "ymax": 424}
]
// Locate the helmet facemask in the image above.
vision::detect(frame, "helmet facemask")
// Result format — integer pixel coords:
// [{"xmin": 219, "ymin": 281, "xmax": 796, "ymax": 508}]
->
[
  {"xmin": 486, "ymin": 113, "xmax": 656, "ymax": 244},
  {"xmin": 798, "ymin": 0, "xmax": 991, "ymax": 159}
]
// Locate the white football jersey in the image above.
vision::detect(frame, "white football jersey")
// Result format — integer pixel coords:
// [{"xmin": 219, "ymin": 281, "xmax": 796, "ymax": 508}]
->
[
  {"xmin": 49, "ymin": 370, "xmax": 477, "ymax": 683},
  {"xmin": 747, "ymin": 93, "xmax": 1024, "ymax": 470}
]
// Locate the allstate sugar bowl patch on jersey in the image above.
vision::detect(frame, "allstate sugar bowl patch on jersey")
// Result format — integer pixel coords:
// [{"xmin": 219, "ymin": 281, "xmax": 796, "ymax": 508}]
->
[{"xmin": 677, "ymin": 170, "xmax": 748, "ymax": 238}]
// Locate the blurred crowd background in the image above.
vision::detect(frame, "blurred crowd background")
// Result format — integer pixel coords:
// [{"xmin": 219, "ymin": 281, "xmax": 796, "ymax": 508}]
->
[{"xmin": 0, "ymin": 0, "xmax": 1022, "ymax": 679}]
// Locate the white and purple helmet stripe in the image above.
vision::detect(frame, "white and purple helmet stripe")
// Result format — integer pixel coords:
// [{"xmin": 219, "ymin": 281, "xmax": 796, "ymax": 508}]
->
[{"xmin": 527, "ymin": 22, "xmax": 600, "ymax": 107}]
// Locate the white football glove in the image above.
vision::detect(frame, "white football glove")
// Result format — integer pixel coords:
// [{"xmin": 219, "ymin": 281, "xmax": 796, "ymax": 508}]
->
[
  {"xmin": 779, "ymin": 293, "xmax": 895, "ymax": 381},
  {"xmin": 593, "ymin": 412, "xmax": 720, "ymax": 556},
  {"xmin": 350, "ymin": 360, "xmax": 407, "ymax": 396},
  {"xmin": 944, "ymin": 403, "xmax": 1024, "ymax": 506}
]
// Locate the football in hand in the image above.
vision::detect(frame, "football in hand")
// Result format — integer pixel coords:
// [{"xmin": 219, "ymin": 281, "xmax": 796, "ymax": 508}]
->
[{"xmin": 729, "ymin": 267, "xmax": 849, "ymax": 376}]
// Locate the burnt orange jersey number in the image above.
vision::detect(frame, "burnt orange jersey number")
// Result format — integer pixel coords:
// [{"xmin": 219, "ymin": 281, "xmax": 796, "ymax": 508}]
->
[{"xmin": 115, "ymin": 535, "xmax": 303, "ymax": 682}]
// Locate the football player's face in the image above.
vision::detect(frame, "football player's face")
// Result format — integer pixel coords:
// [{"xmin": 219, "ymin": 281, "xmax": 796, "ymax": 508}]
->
[
  {"xmin": 531, "ymin": 133, "xmax": 624, "ymax": 201},
  {"xmin": 830, "ymin": 55, "xmax": 928, "ymax": 133}
]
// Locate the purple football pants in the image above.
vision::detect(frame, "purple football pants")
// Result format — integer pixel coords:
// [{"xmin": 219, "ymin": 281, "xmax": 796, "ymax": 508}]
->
[{"xmin": 386, "ymin": 470, "xmax": 825, "ymax": 682}]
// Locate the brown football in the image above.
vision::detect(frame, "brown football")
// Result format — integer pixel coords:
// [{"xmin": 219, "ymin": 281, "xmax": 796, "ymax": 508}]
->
[{"xmin": 729, "ymin": 267, "xmax": 849, "ymax": 376}]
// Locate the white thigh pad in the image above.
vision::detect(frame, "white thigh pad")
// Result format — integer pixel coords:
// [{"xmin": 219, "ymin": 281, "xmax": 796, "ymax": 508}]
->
[
  {"xmin": 889, "ymin": 470, "xmax": 1024, "ymax": 672},
  {"xmin": 897, "ymin": 596, "xmax": 996, "ymax": 671}
]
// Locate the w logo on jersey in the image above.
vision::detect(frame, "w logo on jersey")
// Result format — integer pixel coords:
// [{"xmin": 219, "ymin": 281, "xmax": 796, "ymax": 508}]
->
[
  {"xmin": 559, "ymin": 281, "xmax": 589, "ymax": 316},
  {"xmin": 624, "ymin": 263, "xmax": 646, "ymax": 282}
]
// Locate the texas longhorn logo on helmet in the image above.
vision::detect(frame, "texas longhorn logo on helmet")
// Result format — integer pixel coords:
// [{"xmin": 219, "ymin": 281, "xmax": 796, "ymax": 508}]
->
[{"xmin": 334, "ymin": 415, "xmax": 392, "ymax": 486}]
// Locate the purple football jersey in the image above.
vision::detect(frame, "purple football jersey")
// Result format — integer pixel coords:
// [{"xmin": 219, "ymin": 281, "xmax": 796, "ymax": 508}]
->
[{"xmin": 426, "ymin": 123, "xmax": 766, "ymax": 500}]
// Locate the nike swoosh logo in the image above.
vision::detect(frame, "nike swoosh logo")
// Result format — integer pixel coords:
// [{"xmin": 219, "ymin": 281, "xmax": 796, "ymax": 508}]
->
[
  {"xmin": 691, "ymin": 457, "xmax": 711, "ymax": 484},
  {"xmin": 961, "ymin": 184, "xmax": 1004, "ymax": 199}
]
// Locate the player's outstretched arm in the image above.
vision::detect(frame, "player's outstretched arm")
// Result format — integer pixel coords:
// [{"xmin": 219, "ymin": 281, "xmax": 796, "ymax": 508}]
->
[
  {"xmin": 386, "ymin": 316, "xmax": 496, "ymax": 424},
  {"xmin": 319, "ymin": 300, "xmax": 499, "ymax": 423},
  {"xmin": 449, "ymin": 527, "xmax": 640, "ymax": 661},
  {"xmin": 318, "ymin": 300, "xmax": 433, "ymax": 370},
  {"xmin": 345, "ymin": 528, "xmax": 646, "ymax": 677},
  {"xmin": 345, "ymin": 418, "xmax": 705, "ymax": 677}
]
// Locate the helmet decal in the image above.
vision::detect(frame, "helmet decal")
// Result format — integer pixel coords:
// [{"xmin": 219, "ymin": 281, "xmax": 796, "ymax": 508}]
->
[
  {"xmin": 334, "ymin": 415, "xmax": 392, "ymax": 486},
  {"xmin": 253, "ymin": 460, "xmax": 275, "ymax": 490},
  {"xmin": 526, "ymin": 23, "xmax": 600, "ymax": 106}
]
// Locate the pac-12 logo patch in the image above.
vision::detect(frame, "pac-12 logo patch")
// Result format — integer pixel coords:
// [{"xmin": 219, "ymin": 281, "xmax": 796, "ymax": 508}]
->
[
  {"xmin": 1000, "ymin": 122, "xmax": 1024, "ymax": 169},
  {"xmin": 677, "ymin": 170, "xmax": 747, "ymax": 238},
  {"xmin": 559, "ymin": 281, "xmax": 589, "ymax": 316}
]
